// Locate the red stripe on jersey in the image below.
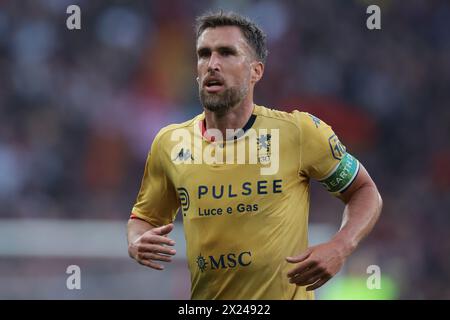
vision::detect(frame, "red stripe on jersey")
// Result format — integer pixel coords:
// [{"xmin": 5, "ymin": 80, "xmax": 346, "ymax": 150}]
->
[
  {"xmin": 130, "ymin": 213, "xmax": 145, "ymax": 221},
  {"xmin": 199, "ymin": 119, "xmax": 216, "ymax": 142}
]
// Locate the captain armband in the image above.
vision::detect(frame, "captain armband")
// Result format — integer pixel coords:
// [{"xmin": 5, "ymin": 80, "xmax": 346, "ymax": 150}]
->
[{"xmin": 318, "ymin": 153, "xmax": 360, "ymax": 195}]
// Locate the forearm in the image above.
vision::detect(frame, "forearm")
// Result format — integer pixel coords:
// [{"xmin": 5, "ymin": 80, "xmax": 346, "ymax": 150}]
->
[
  {"xmin": 127, "ymin": 218, "xmax": 155, "ymax": 247},
  {"xmin": 332, "ymin": 183, "xmax": 382, "ymax": 256}
]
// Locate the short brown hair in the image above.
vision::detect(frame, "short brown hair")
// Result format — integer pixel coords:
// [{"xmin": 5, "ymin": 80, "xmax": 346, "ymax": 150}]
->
[{"xmin": 195, "ymin": 11, "xmax": 268, "ymax": 63}]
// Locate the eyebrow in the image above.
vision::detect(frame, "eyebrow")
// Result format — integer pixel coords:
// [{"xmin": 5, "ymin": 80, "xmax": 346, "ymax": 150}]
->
[{"xmin": 197, "ymin": 45, "xmax": 238, "ymax": 56}]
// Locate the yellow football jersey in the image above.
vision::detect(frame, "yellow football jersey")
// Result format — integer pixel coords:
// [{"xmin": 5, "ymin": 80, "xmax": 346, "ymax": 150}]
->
[{"xmin": 131, "ymin": 104, "xmax": 360, "ymax": 299}]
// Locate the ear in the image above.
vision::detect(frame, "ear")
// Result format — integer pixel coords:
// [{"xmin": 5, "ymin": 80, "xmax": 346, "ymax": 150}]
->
[{"xmin": 250, "ymin": 61, "xmax": 264, "ymax": 84}]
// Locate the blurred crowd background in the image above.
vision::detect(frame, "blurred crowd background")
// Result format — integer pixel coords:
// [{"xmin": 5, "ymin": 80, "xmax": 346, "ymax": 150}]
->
[{"xmin": 0, "ymin": 0, "xmax": 449, "ymax": 299}]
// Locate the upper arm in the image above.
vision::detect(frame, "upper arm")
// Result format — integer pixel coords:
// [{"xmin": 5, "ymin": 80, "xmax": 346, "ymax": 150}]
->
[
  {"xmin": 131, "ymin": 133, "xmax": 180, "ymax": 226},
  {"xmin": 297, "ymin": 111, "xmax": 361, "ymax": 197},
  {"xmin": 337, "ymin": 163, "xmax": 378, "ymax": 204}
]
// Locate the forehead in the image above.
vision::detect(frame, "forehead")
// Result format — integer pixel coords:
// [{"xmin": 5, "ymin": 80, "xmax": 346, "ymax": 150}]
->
[{"xmin": 197, "ymin": 25, "xmax": 250, "ymax": 51}]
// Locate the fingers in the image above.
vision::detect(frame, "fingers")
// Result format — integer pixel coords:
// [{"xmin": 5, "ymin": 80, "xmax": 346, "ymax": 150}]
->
[
  {"xmin": 137, "ymin": 252, "xmax": 173, "ymax": 263},
  {"xmin": 132, "ymin": 223, "xmax": 176, "ymax": 270},
  {"xmin": 137, "ymin": 244, "xmax": 176, "ymax": 256},
  {"xmin": 286, "ymin": 243, "xmax": 343, "ymax": 290},
  {"xmin": 135, "ymin": 245, "xmax": 176, "ymax": 270},
  {"xmin": 286, "ymin": 258, "xmax": 317, "ymax": 278},
  {"xmin": 286, "ymin": 249, "xmax": 311, "ymax": 263},
  {"xmin": 306, "ymin": 276, "xmax": 332, "ymax": 291},
  {"xmin": 152, "ymin": 223, "xmax": 174, "ymax": 236},
  {"xmin": 289, "ymin": 267, "xmax": 323, "ymax": 286},
  {"xmin": 138, "ymin": 259, "xmax": 165, "ymax": 270},
  {"xmin": 140, "ymin": 233, "xmax": 176, "ymax": 246}
]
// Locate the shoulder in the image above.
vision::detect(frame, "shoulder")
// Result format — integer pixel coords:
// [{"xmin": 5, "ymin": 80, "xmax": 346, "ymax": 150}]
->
[
  {"xmin": 152, "ymin": 114, "xmax": 202, "ymax": 147},
  {"xmin": 254, "ymin": 105, "xmax": 320, "ymax": 131}
]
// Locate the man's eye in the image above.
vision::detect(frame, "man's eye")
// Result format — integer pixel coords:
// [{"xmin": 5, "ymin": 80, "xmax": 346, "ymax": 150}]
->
[{"xmin": 198, "ymin": 51, "xmax": 210, "ymax": 58}]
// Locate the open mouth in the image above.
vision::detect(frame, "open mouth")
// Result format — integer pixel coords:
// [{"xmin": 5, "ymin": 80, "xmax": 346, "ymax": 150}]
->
[{"xmin": 204, "ymin": 78, "xmax": 225, "ymax": 93}]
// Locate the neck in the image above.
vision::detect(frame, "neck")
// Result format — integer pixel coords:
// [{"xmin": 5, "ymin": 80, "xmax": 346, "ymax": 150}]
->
[{"xmin": 204, "ymin": 95, "xmax": 254, "ymax": 140}]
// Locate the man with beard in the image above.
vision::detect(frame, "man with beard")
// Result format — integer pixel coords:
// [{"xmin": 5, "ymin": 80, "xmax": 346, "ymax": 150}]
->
[{"xmin": 127, "ymin": 11, "xmax": 382, "ymax": 299}]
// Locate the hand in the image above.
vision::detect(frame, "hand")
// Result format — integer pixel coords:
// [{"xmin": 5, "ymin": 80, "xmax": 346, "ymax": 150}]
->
[
  {"xmin": 129, "ymin": 223, "xmax": 176, "ymax": 270},
  {"xmin": 286, "ymin": 240, "xmax": 349, "ymax": 291}
]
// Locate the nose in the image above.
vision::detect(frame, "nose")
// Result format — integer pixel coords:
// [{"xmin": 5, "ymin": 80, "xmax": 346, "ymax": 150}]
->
[{"xmin": 207, "ymin": 52, "xmax": 221, "ymax": 72}]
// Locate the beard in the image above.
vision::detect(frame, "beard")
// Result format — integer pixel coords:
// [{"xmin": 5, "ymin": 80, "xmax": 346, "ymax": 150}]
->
[{"xmin": 199, "ymin": 85, "xmax": 248, "ymax": 116}]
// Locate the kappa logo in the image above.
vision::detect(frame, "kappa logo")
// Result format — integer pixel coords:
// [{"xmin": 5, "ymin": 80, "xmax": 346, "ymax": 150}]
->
[
  {"xmin": 309, "ymin": 114, "xmax": 321, "ymax": 128},
  {"xmin": 173, "ymin": 148, "xmax": 194, "ymax": 162}
]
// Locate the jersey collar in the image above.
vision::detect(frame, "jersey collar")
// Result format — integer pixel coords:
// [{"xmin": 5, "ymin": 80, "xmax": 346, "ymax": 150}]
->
[{"xmin": 199, "ymin": 113, "xmax": 257, "ymax": 142}]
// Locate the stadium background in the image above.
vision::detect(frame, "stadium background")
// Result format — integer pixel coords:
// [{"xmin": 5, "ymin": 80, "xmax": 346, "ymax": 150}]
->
[{"xmin": 0, "ymin": 0, "xmax": 449, "ymax": 299}]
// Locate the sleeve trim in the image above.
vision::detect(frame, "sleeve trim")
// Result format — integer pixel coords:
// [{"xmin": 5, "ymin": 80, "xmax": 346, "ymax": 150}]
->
[{"xmin": 130, "ymin": 210, "xmax": 165, "ymax": 227}]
